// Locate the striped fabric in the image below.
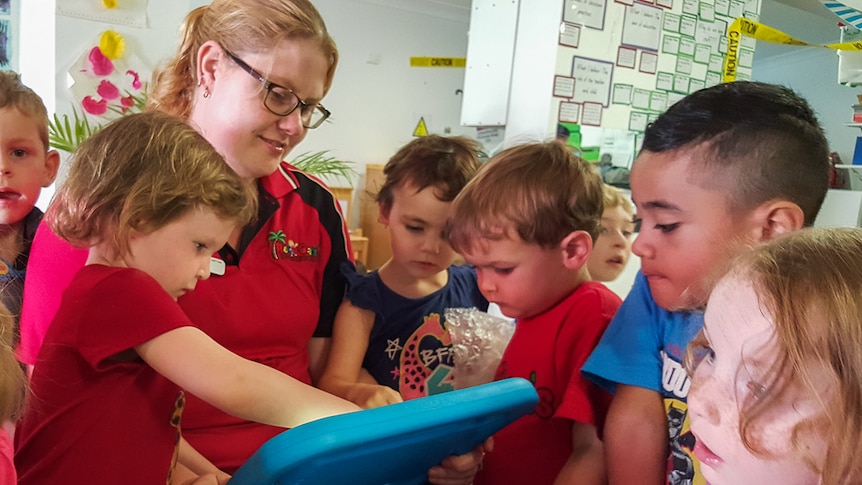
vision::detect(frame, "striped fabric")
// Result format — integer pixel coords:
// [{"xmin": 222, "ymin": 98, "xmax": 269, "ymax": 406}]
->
[{"xmin": 823, "ymin": 0, "xmax": 862, "ymax": 30}]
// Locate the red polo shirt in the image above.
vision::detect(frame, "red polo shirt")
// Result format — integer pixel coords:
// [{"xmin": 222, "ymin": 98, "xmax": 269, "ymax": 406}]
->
[{"xmin": 179, "ymin": 162, "xmax": 352, "ymax": 472}]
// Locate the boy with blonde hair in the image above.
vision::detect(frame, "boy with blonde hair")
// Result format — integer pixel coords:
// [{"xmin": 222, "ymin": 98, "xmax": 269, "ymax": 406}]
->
[
  {"xmin": 581, "ymin": 81, "xmax": 831, "ymax": 485},
  {"xmin": 0, "ymin": 71, "xmax": 58, "ymax": 330},
  {"xmin": 588, "ymin": 184, "xmax": 635, "ymax": 282},
  {"xmin": 448, "ymin": 141, "xmax": 622, "ymax": 484}
]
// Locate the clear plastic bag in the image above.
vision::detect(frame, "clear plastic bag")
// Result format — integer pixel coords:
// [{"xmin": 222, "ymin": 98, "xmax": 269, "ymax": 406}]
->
[{"xmin": 445, "ymin": 307, "xmax": 515, "ymax": 389}]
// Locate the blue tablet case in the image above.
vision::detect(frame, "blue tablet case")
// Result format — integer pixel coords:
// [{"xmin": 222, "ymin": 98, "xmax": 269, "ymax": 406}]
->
[{"xmin": 228, "ymin": 377, "xmax": 538, "ymax": 485}]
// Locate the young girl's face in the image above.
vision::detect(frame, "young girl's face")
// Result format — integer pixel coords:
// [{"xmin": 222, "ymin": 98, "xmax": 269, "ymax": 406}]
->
[
  {"xmin": 125, "ymin": 207, "xmax": 235, "ymax": 300},
  {"xmin": 379, "ymin": 181, "xmax": 457, "ymax": 282},
  {"xmin": 587, "ymin": 204, "xmax": 634, "ymax": 282},
  {"xmin": 688, "ymin": 274, "xmax": 827, "ymax": 485}
]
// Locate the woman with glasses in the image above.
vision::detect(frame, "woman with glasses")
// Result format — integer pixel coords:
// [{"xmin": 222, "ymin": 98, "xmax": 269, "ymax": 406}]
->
[{"xmin": 17, "ymin": 0, "xmax": 484, "ymax": 482}]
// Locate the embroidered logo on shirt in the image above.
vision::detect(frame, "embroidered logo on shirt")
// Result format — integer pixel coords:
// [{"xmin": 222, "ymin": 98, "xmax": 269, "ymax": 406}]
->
[{"xmin": 267, "ymin": 230, "xmax": 319, "ymax": 261}]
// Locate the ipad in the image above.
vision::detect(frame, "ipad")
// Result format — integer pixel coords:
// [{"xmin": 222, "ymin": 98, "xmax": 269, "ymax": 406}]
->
[{"xmin": 229, "ymin": 377, "xmax": 538, "ymax": 485}]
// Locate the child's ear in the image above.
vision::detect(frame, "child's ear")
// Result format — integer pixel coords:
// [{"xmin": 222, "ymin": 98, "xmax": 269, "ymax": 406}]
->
[
  {"xmin": 559, "ymin": 230, "xmax": 592, "ymax": 270},
  {"xmin": 750, "ymin": 200, "xmax": 805, "ymax": 242},
  {"xmin": 41, "ymin": 149, "xmax": 60, "ymax": 187},
  {"xmin": 377, "ymin": 201, "xmax": 391, "ymax": 226}
]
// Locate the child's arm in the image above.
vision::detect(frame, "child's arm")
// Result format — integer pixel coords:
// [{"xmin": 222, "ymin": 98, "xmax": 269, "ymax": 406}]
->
[
  {"xmin": 553, "ymin": 422, "xmax": 606, "ymax": 485},
  {"xmin": 604, "ymin": 384, "xmax": 667, "ymax": 485},
  {"xmin": 318, "ymin": 299, "xmax": 403, "ymax": 408},
  {"xmin": 136, "ymin": 326, "xmax": 360, "ymax": 428}
]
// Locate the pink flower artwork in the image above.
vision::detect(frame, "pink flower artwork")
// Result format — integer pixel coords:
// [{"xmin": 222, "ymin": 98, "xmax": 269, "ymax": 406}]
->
[
  {"xmin": 88, "ymin": 47, "xmax": 114, "ymax": 76},
  {"xmin": 82, "ymin": 96, "xmax": 108, "ymax": 115},
  {"xmin": 69, "ymin": 31, "xmax": 150, "ymax": 122},
  {"xmin": 96, "ymin": 80, "xmax": 120, "ymax": 100},
  {"xmin": 126, "ymin": 70, "xmax": 142, "ymax": 90}
]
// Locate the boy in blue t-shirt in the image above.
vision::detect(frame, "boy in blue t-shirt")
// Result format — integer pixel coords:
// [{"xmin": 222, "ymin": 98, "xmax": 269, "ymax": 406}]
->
[{"xmin": 581, "ymin": 81, "xmax": 830, "ymax": 485}]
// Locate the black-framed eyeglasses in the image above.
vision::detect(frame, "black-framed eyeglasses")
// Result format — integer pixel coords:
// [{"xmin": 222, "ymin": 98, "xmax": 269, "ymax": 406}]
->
[{"xmin": 224, "ymin": 50, "xmax": 331, "ymax": 129}]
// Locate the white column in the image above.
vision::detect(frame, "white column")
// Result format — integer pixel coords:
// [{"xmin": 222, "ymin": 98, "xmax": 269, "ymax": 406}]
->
[{"xmin": 503, "ymin": 0, "xmax": 560, "ymax": 145}]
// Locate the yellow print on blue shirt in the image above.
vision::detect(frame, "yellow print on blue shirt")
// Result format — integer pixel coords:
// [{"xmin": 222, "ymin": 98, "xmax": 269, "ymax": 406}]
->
[{"xmin": 662, "ymin": 351, "xmax": 706, "ymax": 485}]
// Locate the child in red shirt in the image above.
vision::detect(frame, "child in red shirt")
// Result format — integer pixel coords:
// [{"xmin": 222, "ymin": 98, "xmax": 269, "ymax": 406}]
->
[
  {"xmin": 448, "ymin": 141, "xmax": 621, "ymax": 484},
  {"xmin": 14, "ymin": 112, "xmax": 358, "ymax": 485}
]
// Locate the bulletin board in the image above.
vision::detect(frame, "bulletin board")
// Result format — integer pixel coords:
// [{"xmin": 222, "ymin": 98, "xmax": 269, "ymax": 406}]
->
[{"xmin": 554, "ymin": 0, "xmax": 761, "ymax": 167}]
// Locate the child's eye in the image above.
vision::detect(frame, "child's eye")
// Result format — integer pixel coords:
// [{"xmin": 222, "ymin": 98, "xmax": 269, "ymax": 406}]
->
[
  {"xmin": 622, "ymin": 230, "xmax": 634, "ymax": 239},
  {"xmin": 10, "ymin": 148, "xmax": 27, "ymax": 158},
  {"xmin": 655, "ymin": 223, "xmax": 679, "ymax": 234},
  {"xmin": 686, "ymin": 335, "xmax": 715, "ymax": 373},
  {"xmin": 695, "ymin": 346, "xmax": 715, "ymax": 367},
  {"xmin": 194, "ymin": 242, "xmax": 209, "ymax": 252},
  {"xmin": 405, "ymin": 224, "xmax": 423, "ymax": 233},
  {"xmin": 493, "ymin": 267, "xmax": 513, "ymax": 275}
]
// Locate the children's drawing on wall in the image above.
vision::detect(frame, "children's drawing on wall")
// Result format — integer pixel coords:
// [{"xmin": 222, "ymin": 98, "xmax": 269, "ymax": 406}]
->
[
  {"xmin": 57, "ymin": 0, "xmax": 148, "ymax": 28},
  {"xmin": 0, "ymin": 20, "xmax": 8, "ymax": 68},
  {"xmin": 69, "ymin": 30, "xmax": 150, "ymax": 119}
]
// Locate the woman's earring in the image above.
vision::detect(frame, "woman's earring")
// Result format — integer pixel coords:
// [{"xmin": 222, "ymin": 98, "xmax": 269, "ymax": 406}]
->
[{"xmin": 202, "ymin": 88, "xmax": 210, "ymax": 99}]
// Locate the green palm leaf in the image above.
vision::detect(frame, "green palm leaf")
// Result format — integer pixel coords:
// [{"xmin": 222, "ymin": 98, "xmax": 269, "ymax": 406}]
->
[{"xmin": 290, "ymin": 150, "xmax": 356, "ymax": 185}]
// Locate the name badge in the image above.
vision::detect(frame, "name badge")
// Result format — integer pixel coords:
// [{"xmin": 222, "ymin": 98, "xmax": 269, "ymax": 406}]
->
[{"xmin": 210, "ymin": 257, "xmax": 226, "ymax": 276}]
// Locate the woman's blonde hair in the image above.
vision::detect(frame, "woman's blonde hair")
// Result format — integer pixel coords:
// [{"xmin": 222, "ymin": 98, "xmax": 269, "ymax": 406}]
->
[
  {"xmin": 148, "ymin": 0, "xmax": 338, "ymax": 119},
  {"xmin": 448, "ymin": 141, "xmax": 603, "ymax": 252},
  {"xmin": 0, "ymin": 303, "xmax": 25, "ymax": 422},
  {"xmin": 727, "ymin": 227, "xmax": 862, "ymax": 484},
  {"xmin": 48, "ymin": 112, "xmax": 257, "ymax": 257}
]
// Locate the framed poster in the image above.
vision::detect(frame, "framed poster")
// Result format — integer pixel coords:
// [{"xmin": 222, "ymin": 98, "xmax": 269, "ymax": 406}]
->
[
  {"xmin": 0, "ymin": 0, "xmax": 17, "ymax": 71},
  {"xmin": 572, "ymin": 56, "xmax": 614, "ymax": 106},
  {"xmin": 564, "ymin": 0, "xmax": 608, "ymax": 30},
  {"xmin": 622, "ymin": 2, "xmax": 663, "ymax": 51}
]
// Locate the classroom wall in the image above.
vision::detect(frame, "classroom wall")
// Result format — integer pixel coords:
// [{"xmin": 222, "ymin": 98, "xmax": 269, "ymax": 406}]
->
[
  {"xmin": 23, "ymin": 0, "xmax": 473, "ymax": 220},
  {"xmin": 307, "ymin": 0, "xmax": 476, "ymax": 169},
  {"xmin": 752, "ymin": 0, "xmax": 858, "ymax": 164}
]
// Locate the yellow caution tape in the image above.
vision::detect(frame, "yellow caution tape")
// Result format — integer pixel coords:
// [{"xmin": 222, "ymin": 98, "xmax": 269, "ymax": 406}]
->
[
  {"xmin": 410, "ymin": 57, "xmax": 466, "ymax": 68},
  {"xmin": 724, "ymin": 17, "xmax": 862, "ymax": 82}
]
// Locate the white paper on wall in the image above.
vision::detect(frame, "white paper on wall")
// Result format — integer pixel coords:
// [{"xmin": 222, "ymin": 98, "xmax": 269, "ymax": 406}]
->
[{"xmin": 57, "ymin": 0, "xmax": 148, "ymax": 28}]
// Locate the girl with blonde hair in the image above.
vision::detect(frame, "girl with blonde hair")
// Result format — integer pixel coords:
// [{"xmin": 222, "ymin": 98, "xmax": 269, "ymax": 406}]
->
[
  {"xmin": 14, "ymin": 112, "xmax": 359, "ymax": 485},
  {"xmin": 688, "ymin": 227, "xmax": 862, "ymax": 485}
]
